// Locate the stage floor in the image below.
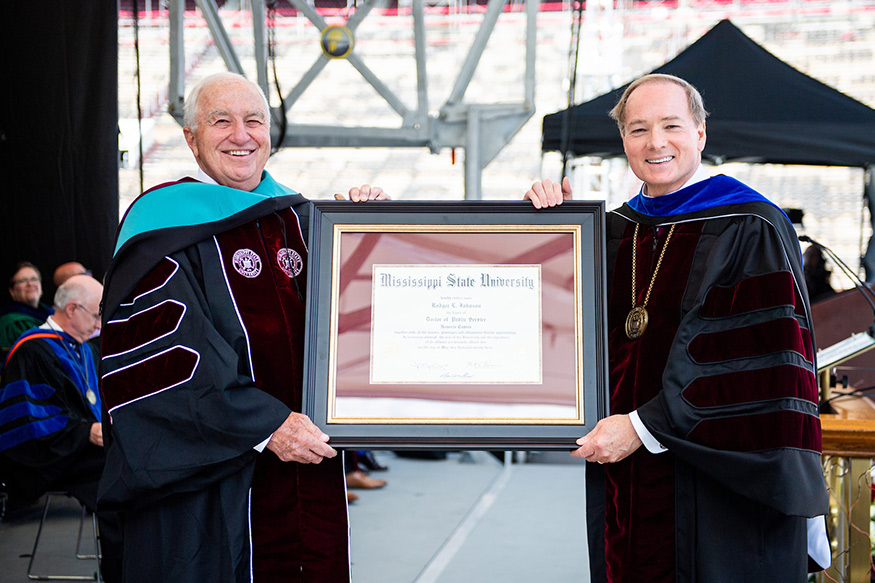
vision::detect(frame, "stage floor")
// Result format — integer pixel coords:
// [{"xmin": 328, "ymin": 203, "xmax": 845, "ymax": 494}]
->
[{"xmin": 0, "ymin": 451, "xmax": 589, "ymax": 583}]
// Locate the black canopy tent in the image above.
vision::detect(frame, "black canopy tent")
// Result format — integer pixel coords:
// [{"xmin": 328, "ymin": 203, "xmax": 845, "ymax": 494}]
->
[
  {"xmin": 541, "ymin": 19, "xmax": 875, "ymax": 168},
  {"xmin": 542, "ymin": 18, "xmax": 875, "ymax": 280}
]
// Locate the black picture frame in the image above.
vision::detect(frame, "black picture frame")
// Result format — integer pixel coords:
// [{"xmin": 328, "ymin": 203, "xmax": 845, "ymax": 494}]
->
[{"xmin": 302, "ymin": 201, "xmax": 607, "ymax": 450}]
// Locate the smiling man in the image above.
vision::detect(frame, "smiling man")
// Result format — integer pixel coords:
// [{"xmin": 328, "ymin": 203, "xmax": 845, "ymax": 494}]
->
[
  {"xmin": 526, "ymin": 74, "xmax": 829, "ymax": 582},
  {"xmin": 182, "ymin": 75, "xmax": 272, "ymax": 192},
  {"xmin": 617, "ymin": 78, "xmax": 706, "ymax": 198},
  {"xmin": 99, "ymin": 72, "xmax": 386, "ymax": 583}
]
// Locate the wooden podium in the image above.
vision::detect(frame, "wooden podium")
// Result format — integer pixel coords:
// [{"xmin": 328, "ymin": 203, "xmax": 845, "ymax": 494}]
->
[
  {"xmin": 820, "ymin": 398, "xmax": 875, "ymax": 582},
  {"xmin": 811, "ymin": 289, "xmax": 875, "ymax": 582}
]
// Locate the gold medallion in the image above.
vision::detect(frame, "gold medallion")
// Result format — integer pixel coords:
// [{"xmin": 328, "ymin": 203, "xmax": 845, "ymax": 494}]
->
[
  {"xmin": 625, "ymin": 306, "xmax": 649, "ymax": 339},
  {"xmin": 627, "ymin": 223, "xmax": 675, "ymax": 341},
  {"xmin": 86, "ymin": 389, "xmax": 98, "ymax": 406}
]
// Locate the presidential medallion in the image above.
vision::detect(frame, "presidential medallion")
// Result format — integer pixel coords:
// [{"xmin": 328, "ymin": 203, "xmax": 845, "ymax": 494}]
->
[
  {"xmin": 625, "ymin": 306, "xmax": 648, "ymax": 340},
  {"xmin": 626, "ymin": 223, "xmax": 675, "ymax": 341}
]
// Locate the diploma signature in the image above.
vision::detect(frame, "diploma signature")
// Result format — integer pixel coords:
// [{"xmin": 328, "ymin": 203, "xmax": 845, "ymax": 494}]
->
[
  {"xmin": 439, "ymin": 371, "xmax": 475, "ymax": 379},
  {"xmin": 409, "ymin": 361, "xmax": 449, "ymax": 371},
  {"xmin": 465, "ymin": 361, "xmax": 499, "ymax": 370}
]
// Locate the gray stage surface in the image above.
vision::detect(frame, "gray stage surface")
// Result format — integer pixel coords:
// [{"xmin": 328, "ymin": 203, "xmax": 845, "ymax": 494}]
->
[{"xmin": 0, "ymin": 451, "xmax": 589, "ymax": 583}]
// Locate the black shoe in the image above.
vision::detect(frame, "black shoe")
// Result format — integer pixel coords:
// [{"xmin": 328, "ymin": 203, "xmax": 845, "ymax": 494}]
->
[{"xmin": 359, "ymin": 451, "xmax": 388, "ymax": 472}]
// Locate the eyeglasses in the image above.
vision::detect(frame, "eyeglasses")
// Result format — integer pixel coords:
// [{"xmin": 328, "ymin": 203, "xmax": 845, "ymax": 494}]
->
[
  {"xmin": 74, "ymin": 303, "xmax": 101, "ymax": 323},
  {"xmin": 12, "ymin": 276, "xmax": 41, "ymax": 285}
]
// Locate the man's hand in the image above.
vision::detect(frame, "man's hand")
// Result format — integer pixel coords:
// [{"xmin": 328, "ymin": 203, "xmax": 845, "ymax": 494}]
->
[
  {"xmin": 524, "ymin": 177, "xmax": 572, "ymax": 209},
  {"xmin": 571, "ymin": 414, "xmax": 642, "ymax": 464},
  {"xmin": 89, "ymin": 423, "xmax": 104, "ymax": 447},
  {"xmin": 334, "ymin": 184, "xmax": 391, "ymax": 202},
  {"xmin": 266, "ymin": 412, "xmax": 337, "ymax": 464}
]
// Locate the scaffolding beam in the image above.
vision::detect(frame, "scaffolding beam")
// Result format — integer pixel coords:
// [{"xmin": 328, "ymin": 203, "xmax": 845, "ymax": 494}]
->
[{"xmin": 166, "ymin": 0, "xmax": 537, "ymax": 199}]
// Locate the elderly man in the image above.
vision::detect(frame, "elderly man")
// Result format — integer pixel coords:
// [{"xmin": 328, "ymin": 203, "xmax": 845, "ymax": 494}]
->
[
  {"xmin": 0, "ymin": 262, "xmax": 54, "ymax": 352},
  {"xmin": 0, "ymin": 274, "xmax": 121, "ymax": 582},
  {"xmin": 526, "ymin": 74, "xmax": 829, "ymax": 582},
  {"xmin": 98, "ymin": 72, "xmax": 387, "ymax": 583}
]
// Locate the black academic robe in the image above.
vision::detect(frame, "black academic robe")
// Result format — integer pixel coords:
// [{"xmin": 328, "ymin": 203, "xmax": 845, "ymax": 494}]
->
[
  {"xmin": 0, "ymin": 328, "xmax": 124, "ymax": 583},
  {"xmin": 587, "ymin": 189, "xmax": 829, "ymax": 583},
  {"xmin": 98, "ymin": 178, "xmax": 349, "ymax": 583},
  {"xmin": 0, "ymin": 328, "xmax": 104, "ymax": 504}
]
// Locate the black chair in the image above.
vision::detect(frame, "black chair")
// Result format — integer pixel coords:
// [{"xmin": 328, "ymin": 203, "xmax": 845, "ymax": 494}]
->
[{"xmin": 26, "ymin": 491, "xmax": 102, "ymax": 581}]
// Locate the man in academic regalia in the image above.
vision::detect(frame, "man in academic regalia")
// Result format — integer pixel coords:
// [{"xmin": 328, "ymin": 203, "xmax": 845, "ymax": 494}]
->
[
  {"xmin": 0, "ymin": 274, "xmax": 122, "ymax": 582},
  {"xmin": 526, "ymin": 74, "xmax": 830, "ymax": 582},
  {"xmin": 97, "ymin": 72, "xmax": 386, "ymax": 583}
]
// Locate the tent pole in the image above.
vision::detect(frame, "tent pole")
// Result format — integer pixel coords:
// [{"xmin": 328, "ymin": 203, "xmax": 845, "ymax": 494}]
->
[
  {"xmin": 561, "ymin": 0, "xmax": 584, "ymax": 182},
  {"xmin": 464, "ymin": 105, "xmax": 482, "ymax": 201}
]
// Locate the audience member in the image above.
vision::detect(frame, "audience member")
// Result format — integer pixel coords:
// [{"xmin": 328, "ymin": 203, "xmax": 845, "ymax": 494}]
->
[
  {"xmin": 0, "ymin": 275, "xmax": 121, "ymax": 582},
  {"xmin": 53, "ymin": 261, "xmax": 91, "ymax": 287},
  {"xmin": 51, "ymin": 262, "xmax": 101, "ymax": 343},
  {"xmin": 803, "ymin": 244, "xmax": 837, "ymax": 303},
  {"xmin": 0, "ymin": 262, "xmax": 53, "ymax": 353}
]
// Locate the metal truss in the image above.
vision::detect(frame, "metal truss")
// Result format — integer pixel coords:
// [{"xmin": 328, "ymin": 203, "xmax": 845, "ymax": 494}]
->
[{"xmin": 167, "ymin": 0, "xmax": 537, "ymax": 199}]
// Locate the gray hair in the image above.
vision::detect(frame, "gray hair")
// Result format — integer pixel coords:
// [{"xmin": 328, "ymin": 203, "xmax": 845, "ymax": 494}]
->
[
  {"xmin": 183, "ymin": 72, "xmax": 271, "ymax": 132},
  {"xmin": 54, "ymin": 278, "xmax": 94, "ymax": 311},
  {"xmin": 609, "ymin": 74, "xmax": 709, "ymax": 136}
]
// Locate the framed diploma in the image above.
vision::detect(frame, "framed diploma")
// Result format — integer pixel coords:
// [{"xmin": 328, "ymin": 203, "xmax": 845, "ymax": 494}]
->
[{"xmin": 302, "ymin": 201, "xmax": 608, "ymax": 449}]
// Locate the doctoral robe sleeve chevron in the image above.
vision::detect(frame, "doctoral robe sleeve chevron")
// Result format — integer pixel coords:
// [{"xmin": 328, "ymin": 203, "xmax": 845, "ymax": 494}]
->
[
  {"xmin": 635, "ymin": 207, "xmax": 828, "ymax": 518},
  {"xmin": 98, "ymin": 243, "xmax": 290, "ymax": 509}
]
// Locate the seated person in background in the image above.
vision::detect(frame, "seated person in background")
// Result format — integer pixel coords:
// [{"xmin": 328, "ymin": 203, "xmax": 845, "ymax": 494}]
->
[
  {"xmin": 53, "ymin": 261, "xmax": 91, "ymax": 287},
  {"xmin": 53, "ymin": 261, "xmax": 100, "ymax": 343},
  {"xmin": 0, "ymin": 262, "xmax": 54, "ymax": 353},
  {"xmin": 803, "ymin": 245, "xmax": 837, "ymax": 303},
  {"xmin": 0, "ymin": 275, "xmax": 122, "ymax": 582}
]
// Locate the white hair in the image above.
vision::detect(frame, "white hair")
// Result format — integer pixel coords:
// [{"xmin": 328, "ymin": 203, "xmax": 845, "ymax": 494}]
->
[
  {"xmin": 183, "ymin": 72, "xmax": 271, "ymax": 132},
  {"xmin": 54, "ymin": 278, "xmax": 94, "ymax": 310}
]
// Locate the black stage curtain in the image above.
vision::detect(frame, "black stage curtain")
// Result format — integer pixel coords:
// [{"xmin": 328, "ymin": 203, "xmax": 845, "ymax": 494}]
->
[{"xmin": 0, "ymin": 1, "xmax": 119, "ymax": 298}]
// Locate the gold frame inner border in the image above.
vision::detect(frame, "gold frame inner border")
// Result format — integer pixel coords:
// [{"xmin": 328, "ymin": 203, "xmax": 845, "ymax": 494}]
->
[{"xmin": 325, "ymin": 223, "xmax": 585, "ymax": 425}]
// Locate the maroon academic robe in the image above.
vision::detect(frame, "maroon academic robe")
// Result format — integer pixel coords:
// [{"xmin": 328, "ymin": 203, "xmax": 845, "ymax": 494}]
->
[
  {"xmin": 98, "ymin": 177, "xmax": 349, "ymax": 583},
  {"xmin": 587, "ymin": 179, "xmax": 828, "ymax": 583}
]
